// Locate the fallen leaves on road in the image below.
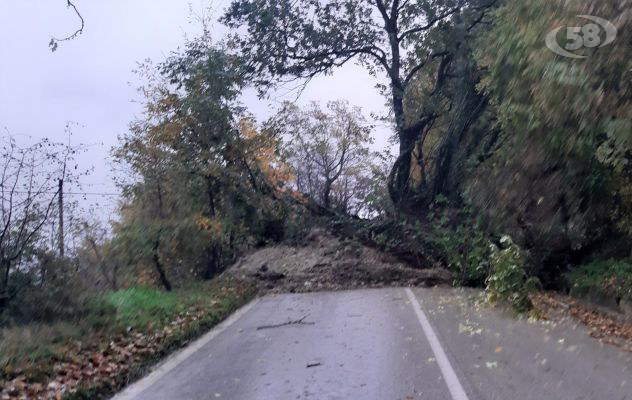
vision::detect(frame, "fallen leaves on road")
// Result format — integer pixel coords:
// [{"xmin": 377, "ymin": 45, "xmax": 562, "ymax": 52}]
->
[{"xmin": 532, "ymin": 292, "xmax": 632, "ymax": 352}]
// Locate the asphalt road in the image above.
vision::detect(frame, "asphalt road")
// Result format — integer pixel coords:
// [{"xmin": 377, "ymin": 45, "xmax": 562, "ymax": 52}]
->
[{"xmin": 112, "ymin": 288, "xmax": 632, "ymax": 400}]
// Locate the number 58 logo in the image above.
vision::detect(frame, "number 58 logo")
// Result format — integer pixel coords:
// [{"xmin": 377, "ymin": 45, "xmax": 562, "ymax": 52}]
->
[{"xmin": 545, "ymin": 15, "xmax": 617, "ymax": 59}]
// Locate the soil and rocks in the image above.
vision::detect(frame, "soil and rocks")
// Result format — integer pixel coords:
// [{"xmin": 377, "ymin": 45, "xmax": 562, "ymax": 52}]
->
[{"xmin": 222, "ymin": 228, "xmax": 452, "ymax": 293}]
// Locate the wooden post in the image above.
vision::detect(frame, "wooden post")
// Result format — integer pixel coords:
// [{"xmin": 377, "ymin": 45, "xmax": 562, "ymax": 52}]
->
[{"xmin": 58, "ymin": 178, "xmax": 64, "ymax": 258}]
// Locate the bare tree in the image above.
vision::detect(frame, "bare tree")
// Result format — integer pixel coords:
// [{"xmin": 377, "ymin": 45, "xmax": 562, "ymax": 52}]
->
[
  {"xmin": 0, "ymin": 133, "xmax": 80, "ymax": 308},
  {"xmin": 271, "ymin": 101, "xmax": 375, "ymax": 214},
  {"xmin": 76, "ymin": 220, "xmax": 119, "ymax": 290}
]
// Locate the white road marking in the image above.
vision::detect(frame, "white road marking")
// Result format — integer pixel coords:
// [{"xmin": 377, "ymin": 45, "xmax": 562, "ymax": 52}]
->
[
  {"xmin": 111, "ymin": 298, "xmax": 260, "ymax": 400},
  {"xmin": 405, "ymin": 288, "xmax": 470, "ymax": 400}
]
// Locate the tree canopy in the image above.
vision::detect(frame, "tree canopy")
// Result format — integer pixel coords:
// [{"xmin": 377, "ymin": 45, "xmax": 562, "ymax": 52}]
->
[
  {"xmin": 268, "ymin": 100, "xmax": 375, "ymax": 214},
  {"xmin": 222, "ymin": 0, "xmax": 496, "ymax": 205},
  {"xmin": 113, "ymin": 36, "xmax": 293, "ymax": 289}
]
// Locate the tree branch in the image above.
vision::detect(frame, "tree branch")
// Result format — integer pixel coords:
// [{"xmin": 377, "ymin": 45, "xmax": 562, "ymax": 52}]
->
[
  {"xmin": 467, "ymin": 0, "xmax": 499, "ymax": 32},
  {"xmin": 397, "ymin": 7, "xmax": 461, "ymax": 41},
  {"xmin": 50, "ymin": 0, "xmax": 85, "ymax": 52},
  {"xmin": 372, "ymin": 0, "xmax": 392, "ymax": 27},
  {"xmin": 397, "ymin": 0, "xmax": 412, "ymax": 14},
  {"xmin": 403, "ymin": 51, "xmax": 449, "ymax": 85}
]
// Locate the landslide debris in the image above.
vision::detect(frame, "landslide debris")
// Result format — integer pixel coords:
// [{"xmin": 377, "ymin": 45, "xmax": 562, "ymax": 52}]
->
[{"xmin": 223, "ymin": 228, "xmax": 452, "ymax": 293}]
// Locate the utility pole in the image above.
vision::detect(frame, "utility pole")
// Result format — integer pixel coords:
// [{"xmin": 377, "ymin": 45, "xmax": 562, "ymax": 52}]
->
[{"xmin": 58, "ymin": 178, "xmax": 64, "ymax": 258}]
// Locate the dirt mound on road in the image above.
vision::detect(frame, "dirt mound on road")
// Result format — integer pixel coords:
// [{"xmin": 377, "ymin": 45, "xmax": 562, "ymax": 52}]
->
[{"xmin": 223, "ymin": 229, "xmax": 452, "ymax": 293}]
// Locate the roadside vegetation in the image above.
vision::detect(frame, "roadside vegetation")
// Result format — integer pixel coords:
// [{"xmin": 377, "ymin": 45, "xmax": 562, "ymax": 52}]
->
[
  {"xmin": 1, "ymin": 280, "xmax": 254, "ymax": 399},
  {"xmin": 2, "ymin": 0, "xmax": 632, "ymax": 398}
]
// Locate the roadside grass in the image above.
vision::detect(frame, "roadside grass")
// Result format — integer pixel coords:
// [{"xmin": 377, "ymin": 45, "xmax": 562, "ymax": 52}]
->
[
  {"xmin": 0, "ymin": 278, "xmax": 256, "ymax": 399},
  {"xmin": 93, "ymin": 286, "xmax": 185, "ymax": 332}
]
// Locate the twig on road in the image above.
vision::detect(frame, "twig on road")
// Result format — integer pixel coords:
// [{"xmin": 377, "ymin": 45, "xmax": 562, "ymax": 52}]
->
[{"xmin": 256, "ymin": 315, "xmax": 315, "ymax": 330}]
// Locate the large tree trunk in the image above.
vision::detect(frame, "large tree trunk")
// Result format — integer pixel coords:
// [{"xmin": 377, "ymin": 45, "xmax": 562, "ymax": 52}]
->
[
  {"xmin": 111, "ymin": 263, "xmax": 119, "ymax": 291},
  {"xmin": 388, "ymin": 121, "xmax": 432, "ymax": 209},
  {"xmin": 429, "ymin": 46, "xmax": 487, "ymax": 201},
  {"xmin": 388, "ymin": 86, "xmax": 415, "ymax": 206}
]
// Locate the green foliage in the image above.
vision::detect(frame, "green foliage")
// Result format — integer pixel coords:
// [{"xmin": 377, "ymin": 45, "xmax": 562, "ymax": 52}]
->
[
  {"xmin": 469, "ymin": 0, "xmax": 632, "ymax": 275},
  {"xmin": 113, "ymin": 36, "xmax": 296, "ymax": 287},
  {"xmin": 1, "ymin": 280, "xmax": 255, "ymax": 396},
  {"xmin": 0, "ymin": 322, "xmax": 81, "ymax": 378},
  {"xmin": 222, "ymin": 0, "xmax": 496, "ymax": 205},
  {"xmin": 485, "ymin": 236, "xmax": 536, "ymax": 312},
  {"xmin": 359, "ymin": 151, "xmax": 397, "ymax": 219},
  {"xmin": 222, "ymin": 0, "xmax": 483, "ymax": 91},
  {"xmin": 568, "ymin": 260, "xmax": 632, "ymax": 302},
  {"xmin": 428, "ymin": 222, "xmax": 489, "ymax": 287},
  {"xmin": 421, "ymin": 198, "xmax": 490, "ymax": 286}
]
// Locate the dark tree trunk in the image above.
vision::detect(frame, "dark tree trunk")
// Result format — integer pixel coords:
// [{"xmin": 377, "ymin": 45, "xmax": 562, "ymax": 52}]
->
[
  {"xmin": 388, "ymin": 83, "xmax": 414, "ymax": 206},
  {"xmin": 388, "ymin": 122, "xmax": 430, "ymax": 209},
  {"xmin": 204, "ymin": 177, "xmax": 221, "ymax": 280},
  {"xmin": 204, "ymin": 246, "xmax": 220, "ymax": 280},
  {"xmin": 111, "ymin": 263, "xmax": 119, "ymax": 291},
  {"xmin": 152, "ymin": 239, "xmax": 171, "ymax": 291},
  {"xmin": 323, "ymin": 178, "xmax": 332, "ymax": 209},
  {"xmin": 0, "ymin": 258, "xmax": 11, "ymax": 309}
]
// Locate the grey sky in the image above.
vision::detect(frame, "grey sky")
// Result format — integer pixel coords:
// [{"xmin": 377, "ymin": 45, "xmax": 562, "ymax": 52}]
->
[{"xmin": 0, "ymin": 0, "xmax": 389, "ymax": 220}]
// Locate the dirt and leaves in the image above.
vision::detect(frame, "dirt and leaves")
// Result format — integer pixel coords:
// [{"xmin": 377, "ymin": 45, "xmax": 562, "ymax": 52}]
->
[
  {"xmin": 0, "ymin": 279, "xmax": 255, "ymax": 400},
  {"xmin": 223, "ymin": 228, "xmax": 452, "ymax": 294},
  {"xmin": 532, "ymin": 292, "xmax": 632, "ymax": 353}
]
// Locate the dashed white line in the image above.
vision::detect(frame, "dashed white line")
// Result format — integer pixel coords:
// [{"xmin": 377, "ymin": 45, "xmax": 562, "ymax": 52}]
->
[{"xmin": 405, "ymin": 288, "xmax": 470, "ymax": 400}]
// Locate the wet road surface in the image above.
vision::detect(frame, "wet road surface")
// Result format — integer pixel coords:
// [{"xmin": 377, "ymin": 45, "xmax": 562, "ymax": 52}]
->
[{"xmin": 112, "ymin": 288, "xmax": 632, "ymax": 400}]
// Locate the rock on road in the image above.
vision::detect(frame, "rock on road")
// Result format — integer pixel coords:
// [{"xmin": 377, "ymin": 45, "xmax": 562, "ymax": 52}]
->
[{"xmin": 112, "ymin": 288, "xmax": 631, "ymax": 400}]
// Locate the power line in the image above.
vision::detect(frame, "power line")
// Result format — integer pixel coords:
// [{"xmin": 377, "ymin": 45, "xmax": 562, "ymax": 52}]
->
[{"xmin": 4, "ymin": 190, "xmax": 121, "ymax": 197}]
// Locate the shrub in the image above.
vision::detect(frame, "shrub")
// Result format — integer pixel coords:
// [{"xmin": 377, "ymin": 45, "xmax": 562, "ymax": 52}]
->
[
  {"xmin": 427, "ymin": 222, "xmax": 490, "ymax": 286},
  {"xmin": 0, "ymin": 264, "xmax": 92, "ymax": 326},
  {"xmin": 568, "ymin": 259, "xmax": 632, "ymax": 302},
  {"xmin": 425, "ymin": 201, "xmax": 490, "ymax": 286},
  {"xmin": 485, "ymin": 235, "xmax": 536, "ymax": 312}
]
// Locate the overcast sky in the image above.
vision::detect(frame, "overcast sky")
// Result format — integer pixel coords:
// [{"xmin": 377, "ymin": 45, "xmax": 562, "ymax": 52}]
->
[{"xmin": 0, "ymin": 0, "xmax": 389, "ymax": 220}]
